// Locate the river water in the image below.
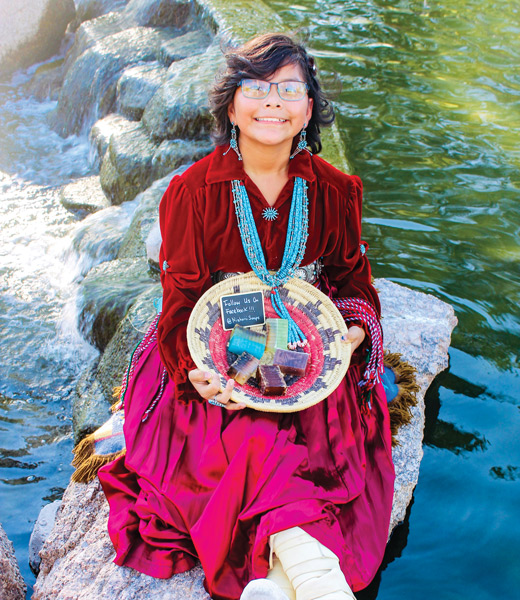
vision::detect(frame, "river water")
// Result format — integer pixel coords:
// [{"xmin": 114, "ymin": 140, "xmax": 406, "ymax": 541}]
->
[
  {"xmin": 1, "ymin": 0, "xmax": 519, "ymax": 597},
  {"xmin": 264, "ymin": 0, "xmax": 520, "ymax": 597},
  {"xmin": 0, "ymin": 66, "xmax": 98, "ymax": 594}
]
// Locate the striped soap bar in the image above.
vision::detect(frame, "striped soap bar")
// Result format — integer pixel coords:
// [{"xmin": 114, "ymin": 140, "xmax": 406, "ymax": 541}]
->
[
  {"xmin": 227, "ymin": 352, "xmax": 260, "ymax": 385},
  {"xmin": 265, "ymin": 318, "xmax": 289, "ymax": 351},
  {"xmin": 228, "ymin": 324, "xmax": 266, "ymax": 359},
  {"xmin": 257, "ymin": 365, "xmax": 287, "ymax": 396},
  {"xmin": 273, "ymin": 348, "xmax": 309, "ymax": 377}
]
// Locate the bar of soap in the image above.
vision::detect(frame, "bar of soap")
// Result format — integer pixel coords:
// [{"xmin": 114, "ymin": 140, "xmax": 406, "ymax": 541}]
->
[
  {"xmin": 227, "ymin": 352, "xmax": 260, "ymax": 385},
  {"xmin": 259, "ymin": 348, "xmax": 275, "ymax": 366},
  {"xmin": 265, "ymin": 318, "xmax": 289, "ymax": 351},
  {"xmin": 257, "ymin": 365, "xmax": 287, "ymax": 396},
  {"xmin": 273, "ymin": 348, "xmax": 309, "ymax": 377},
  {"xmin": 228, "ymin": 324, "xmax": 266, "ymax": 359}
]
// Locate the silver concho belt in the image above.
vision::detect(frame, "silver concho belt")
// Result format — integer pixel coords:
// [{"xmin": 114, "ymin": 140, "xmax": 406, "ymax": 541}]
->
[{"xmin": 211, "ymin": 258, "xmax": 323, "ymax": 286}]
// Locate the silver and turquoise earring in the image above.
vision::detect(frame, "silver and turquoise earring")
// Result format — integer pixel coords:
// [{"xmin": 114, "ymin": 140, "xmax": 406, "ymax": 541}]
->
[
  {"xmin": 290, "ymin": 123, "xmax": 310, "ymax": 159},
  {"xmin": 223, "ymin": 122, "xmax": 242, "ymax": 160}
]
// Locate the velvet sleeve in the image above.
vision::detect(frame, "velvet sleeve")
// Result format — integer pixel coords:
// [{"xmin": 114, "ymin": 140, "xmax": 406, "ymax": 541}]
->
[
  {"xmin": 157, "ymin": 176, "xmax": 212, "ymax": 403},
  {"xmin": 323, "ymin": 175, "xmax": 381, "ymax": 318}
]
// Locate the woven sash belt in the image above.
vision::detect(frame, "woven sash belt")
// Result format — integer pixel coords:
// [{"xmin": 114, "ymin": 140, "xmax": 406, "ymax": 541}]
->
[{"xmin": 211, "ymin": 258, "xmax": 323, "ymax": 286}]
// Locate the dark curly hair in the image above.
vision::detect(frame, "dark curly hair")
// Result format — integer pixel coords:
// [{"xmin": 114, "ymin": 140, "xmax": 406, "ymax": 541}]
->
[{"xmin": 209, "ymin": 33, "xmax": 335, "ymax": 155}]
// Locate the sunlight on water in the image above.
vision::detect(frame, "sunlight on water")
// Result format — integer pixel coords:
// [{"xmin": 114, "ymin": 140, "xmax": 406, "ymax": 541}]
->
[{"xmin": 265, "ymin": 1, "xmax": 520, "ymax": 598}]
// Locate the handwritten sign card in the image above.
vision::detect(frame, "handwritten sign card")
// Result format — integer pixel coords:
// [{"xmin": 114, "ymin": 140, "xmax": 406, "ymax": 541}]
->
[{"xmin": 220, "ymin": 291, "xmax": 265, "ymax": 330}]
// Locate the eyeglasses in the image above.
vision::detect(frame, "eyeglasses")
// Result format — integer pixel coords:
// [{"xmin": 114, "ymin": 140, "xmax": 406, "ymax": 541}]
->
[{"xmin": 238, "ymin": 79, "xmax": 309, "ymax": 101}]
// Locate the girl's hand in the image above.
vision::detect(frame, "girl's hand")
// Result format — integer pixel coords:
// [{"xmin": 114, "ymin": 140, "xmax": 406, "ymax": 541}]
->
[
  {"xmin": 188, "ymin": 369, "xmax": 246, "ymax": 411},
  {"xmin": 342, "ymin": 325, "xmax": 366, "ymax": 353}
]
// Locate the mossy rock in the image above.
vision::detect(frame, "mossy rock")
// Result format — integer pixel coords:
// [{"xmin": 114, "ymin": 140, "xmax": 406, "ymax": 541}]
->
[
  {"xmin": 77, "ymin": 258, "xmax": 154, "ymax": 351},
  {"xmin": 142, "ymin": 42, "xmax": 221, "ymax": 141},
  {"xmin": 95, "ymin": 283, "xmax": 163, "ymax": 401},
  {"xmin": 100, "ymin": 120, "xmax": 158, "ymax": 204}
]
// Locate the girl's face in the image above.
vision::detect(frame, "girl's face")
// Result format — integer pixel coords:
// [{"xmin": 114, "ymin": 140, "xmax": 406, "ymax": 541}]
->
[{"xmin": 227, "ymin": 62, "xmax": 313, "ymax": 154}]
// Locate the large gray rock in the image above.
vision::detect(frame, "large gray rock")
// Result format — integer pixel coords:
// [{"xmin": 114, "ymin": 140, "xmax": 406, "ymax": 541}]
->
[
  {"xmin": 90, "ymin": 113, "xmax": 131, "ymax": 162},
  {"xmin": 379, "ymin": 279, "xmax": 458, "ymax": 533},
  {"xmin": 32, "ymin": 281, "xmax": 456, "ymax": 599},
  {"xmin": 99, "ymin": 117, "xmax": 211, "ymax": 204},
  {"xmin": 77, "ymin": 257, "xmax": 154, "ymax": 350},
  {"xmin": 0, "ymin": 0, "xmax": 75, "ymax": 78},
  {"xmin": 0, "ymin": 523, "xmax": 26, "ymax": 600},
  {"xmin": 54, "ymin": 25, "xmax": 177, "ymax": 135},
  {"xmin": 125, "ymin": 0, "xmax": 193, "ymax": 28},
  {"xmin": 24, "ymin": 57, "xmax": 66, "ymax": 101},
  {"xmin": 73, "ymin": 367, "xmax": 112, "ymax": 443},
  {"xmin": 60, "ymin": 175, "xmax": 110, "ymax": 214},
  {"xmin": 29, "ymin": 500, "xmax": 62, "ymax": 575},
  {"xmin": 67, "ymin": 199, "xmax": 138, "ymax": 279},
  {"xmin": 71, "ymin": 283, "xmax": 160, "ymax": 444},
  {"xmin": 32, "ymin": 480, "xmax": 210, "ymax": 600},
  {"xmin": 151, "ymin": 138, "xmax": 213, "ymax": 180},
  {"xmin": 116, "ymin": 170, "xmax": 176, "ymax": 259},
  {"xmin": 72, "ymin": 0, "xmax": 128, "ymax": 27},
  {"xmin": 100, "ymin": 120, "xmax": 158, "ymax": 204},
  {"xmin": 142, "ymin": 41, "xmax": 221, "ymax": 141},
  {"xmin": 158, "ymin": 28, "xmax": 212, "ymax": 64},
  {"xmin": 116, "ymin": 62, "xmax": 168, "ymax": 120},
  {"xmin": 194, "ymin": 0, "xmax": 283, "ymax": 44},
  {"xmin": 94, "ymin": 283, "xmax": 162, "ymax": 401}
]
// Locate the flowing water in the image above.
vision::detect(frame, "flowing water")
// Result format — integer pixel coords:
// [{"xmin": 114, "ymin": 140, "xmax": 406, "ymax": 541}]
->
[
  {"xmin": 1, "ymin": 0, "xmax": 519, "ymax": 597},
  {"xmin": 0, "ymin": 65, "xmax": 98, "ymax": 594}
]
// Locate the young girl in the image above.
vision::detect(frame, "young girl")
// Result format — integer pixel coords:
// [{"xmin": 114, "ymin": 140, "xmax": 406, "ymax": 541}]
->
[{"xmin": 98, "ymin": 33, "xmax": 395, "ymax": 600}]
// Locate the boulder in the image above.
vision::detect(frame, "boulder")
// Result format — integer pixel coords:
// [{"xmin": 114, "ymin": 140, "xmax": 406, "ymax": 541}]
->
[
  {"xmin": 99, "ymin": 119, "xmax": 211, "ymax": 205},
  {"xmin": 194, "ymin": 0, "xmax": 283, "ymax": 44},
  {"xmin": 60, "ymin": 175, "xmax": 110, "ymax": 215},
  {"xmin": 32, "ymin": 481, "xmax": 209, "ymax": 600},
  {"xmin": 72, "ymin": 283, "xmax": 161, "ymax": 442},
  {"xmin": 54, "ymin": 25, "xmax": 178, "ymax": 135},
  {"xmin": 116, "ymin": 62, "xmax": 168, "ymax": 121},
  {"xmin": 90, "ymin": 113, "xmax": 130, "ymax": 163},
  {"xmin": 146, "ymin": 219, "xmax": 162, "ymax": 267},
  {"xmin": 32, "ymin": 280, "xmax": 457, "ymax": 599},
  {"xmin": 158, "ymin": 28, "xmax": 212, "ymax": 65},
  {"xmin": 142, "ymin": 41, "xmax": 221, "ymax": 141},
  {"xmin": 125, "ymin": 0, "xmax": 193, "ymax": 28},
  {"xmin": 116, "ymin": 169, "xmax": 177, "ymax": 259},
  {"xmin": 77, "ymin": 257, "xmax": 154, "ymax": 350},
  {"xmin": 24, "ymin": 58, "xmax": 66, "ymax": 101},
  {"xmin": 67, "ymin": 199, "xmax": 138, "ymax": 280},
  {"xmin": 378, "ymin": 279, "xmax": 458, "ymax": 532},
  {"xmin": 0, "ymin": 0, "xmax": 75, "ymax": 78},
  {"xmin": 63, "ymin": 12, "xmax": 128, "ymax": 71},
  {"xmin": 0, "ymin": 523, "xmax": 26, "ymax": 600},
  {"xmin": 29, "ymin": 500, "xmax": 62, "ymax": 575},
  {"xmin": 94, "ymin": 283, "xmax": 163, "ymax": 401},
  {"xmin": 72, "ymin": 0, "xmax": 128, "ymax": 27},
  {"xmin": 152, "ymin": 138, "xmax": 213, "ymax": 179},
  {"xmin": 100, "ymin": 120, "xmax": 158, "ymax": 204},
  {"xmin": 73, "ymin": 367, "xmax": 112, "ymax": 443}
]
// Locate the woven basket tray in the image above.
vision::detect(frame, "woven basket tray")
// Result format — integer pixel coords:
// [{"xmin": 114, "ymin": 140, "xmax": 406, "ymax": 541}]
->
[{"xmin": 187, "ymin": 272, "xmax": 351, "ymax": 412}]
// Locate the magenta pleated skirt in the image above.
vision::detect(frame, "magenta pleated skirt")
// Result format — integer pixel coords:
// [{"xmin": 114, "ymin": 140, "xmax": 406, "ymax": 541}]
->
[{"xmin": 98, "ymin": 338, "xmax": 395, "ymax": 600}]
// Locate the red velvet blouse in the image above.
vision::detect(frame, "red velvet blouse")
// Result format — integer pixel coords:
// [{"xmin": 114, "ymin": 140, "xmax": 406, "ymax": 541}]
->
[{"xmin": 157, "ymin": 147, "xmax": 380, "ymax": 403}]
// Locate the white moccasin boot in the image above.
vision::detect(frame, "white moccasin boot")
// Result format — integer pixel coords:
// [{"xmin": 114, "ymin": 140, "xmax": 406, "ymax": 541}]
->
[
  {"xmin": 269, "ymin": 527, "xmax": 356, "ymax": 600},
  {"xmin": 240, "ymin": 578, "xmax": 291, "ymax": 600}
]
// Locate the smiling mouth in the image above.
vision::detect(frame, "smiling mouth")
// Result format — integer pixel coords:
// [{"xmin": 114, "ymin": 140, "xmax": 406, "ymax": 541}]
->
[{"xmin": 255, "ymin": 117, "xmax": 288, "ymax": 123}]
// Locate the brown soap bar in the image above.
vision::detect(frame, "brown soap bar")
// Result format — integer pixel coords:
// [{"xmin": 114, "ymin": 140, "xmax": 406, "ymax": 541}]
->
[
  {"xmin": 257, "ymin": 365, "xmax": 287, "ymax": 396},
  {"xmin": 227, "ymin": 352, "xmax": 260, "ymax": 385},
  {"xmin": 273, "ymin": 348, "xmax": 309, "ymax": 377}
]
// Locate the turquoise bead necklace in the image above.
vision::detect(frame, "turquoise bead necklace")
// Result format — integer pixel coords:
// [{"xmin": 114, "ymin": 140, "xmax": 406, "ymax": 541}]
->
[{"xmin": 231, "ymin": 177, "xmax": 309, "ymax": 347}]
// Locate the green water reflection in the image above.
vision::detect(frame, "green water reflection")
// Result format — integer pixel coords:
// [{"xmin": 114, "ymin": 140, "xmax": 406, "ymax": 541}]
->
[{"xmin": 266, "ymin": 0, "xmax": 519, "ymax": 598}]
